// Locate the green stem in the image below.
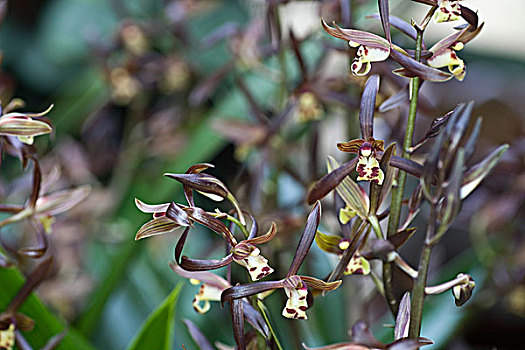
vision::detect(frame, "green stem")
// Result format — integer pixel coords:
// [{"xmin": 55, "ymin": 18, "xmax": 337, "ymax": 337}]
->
[
  {"xmin": 368, "ymin": 215, "xmax": 383, "ymax": 239},
  {"xmin": 387, "ymin": 29, "xmax": 423, "ymax": 239},
  {"xmin": 370, "ymin": 270, "xmax": 385, "ymax": 298},
  {"xmin": 408, "ymin": 205, "xmax": 436, "ymax": 339},
  {"xmin": 226, "ymin": 214, "xmax": 250, "ymax": 239},
  {"xmin": 383, "ymin": 27, "xmax": 424, "ymax": 317},
  {"xmin": 257, "ymin": 300, "xmax": 284, "ymax": 350}
]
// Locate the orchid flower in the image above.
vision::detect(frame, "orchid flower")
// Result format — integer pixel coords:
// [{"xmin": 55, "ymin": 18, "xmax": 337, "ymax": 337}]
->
[
  {"xmin": 0, "ymin": 104, "xmax": 53, "ymax": 145},
  {"xmin": 338, "ymin": 138, "xmax": 386, "ymax": 185},
  {"xmin": 170, "ymin": 263, "xmax": 271, "ymax": 339},
  {"xmin": 315, "ymin": 232, "xmax": 371, "ymax": 276},
  {"xmin": 221, "ymin": 202, "xmax": 342, "ymax": 320},
  {"xmin": 136, "ymin": 197, "xmax": 275, "ymax": 281},
  {"xmin": 435, "ymin": 0, "xmax": 462, "ymax": 23},
  {"xmin": 321, "ymin": 19, "xmax": 392, "ymax": 77},
  {"xmin": 427, "ymin": 23, "xmax": 484, "ymax": 81},
  {"xmin": 170, "ymin": 264, "xmax": 230, "ymax": 314}
]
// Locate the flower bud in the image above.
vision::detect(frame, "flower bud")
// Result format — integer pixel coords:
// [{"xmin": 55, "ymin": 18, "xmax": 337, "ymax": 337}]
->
[{"xmin": 452, "ymin": 273, "xmax": 475, "ymax": 307}]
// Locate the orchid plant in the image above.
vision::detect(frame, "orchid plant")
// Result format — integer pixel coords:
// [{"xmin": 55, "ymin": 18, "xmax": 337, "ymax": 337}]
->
[{"xmin": 132, "ymin": 0, "xmax": 509, "ymax": 349}]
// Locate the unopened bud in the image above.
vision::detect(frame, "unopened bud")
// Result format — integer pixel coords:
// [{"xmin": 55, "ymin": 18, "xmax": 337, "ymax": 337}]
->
[{"xmin": 452, "ymin": 273, "xmax": 475, "ymax": 307}]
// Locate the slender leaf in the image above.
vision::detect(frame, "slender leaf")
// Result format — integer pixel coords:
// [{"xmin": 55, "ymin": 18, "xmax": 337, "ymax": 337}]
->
[
  {"xmin": 0, "ymin": 266, "xmax": 94, "ymax": 349},
  {"xmin": 126, "ymin": 284, "xmax": 182, "ymax": 350}
]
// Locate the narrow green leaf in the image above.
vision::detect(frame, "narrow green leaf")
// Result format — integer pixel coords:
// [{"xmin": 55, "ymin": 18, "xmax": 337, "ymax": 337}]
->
[
  {"xmin": 0, "ymin": 267, "xmax": 94, "ymax": 350},
  {"xmin": 126, "ymin": 283, "xmax": 182, "ymax": 350}
]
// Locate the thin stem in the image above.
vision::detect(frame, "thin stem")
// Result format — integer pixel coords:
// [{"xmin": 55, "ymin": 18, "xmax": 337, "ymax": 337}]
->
[
  {"xmin": 212, "ymin": 212, "xmax": 250, "ymax": 239},
  {"xmin": 369, "ymin": 269, "xmax": 385, "ymax": 298},
  {"xmin": 384, "ymin": 25, "xmax": 424, "ymax": 316},
  {"xmin": 257, "ymin": 300, "xmax": 284, "ymax": 350},
  {"xmin": 369, "ymin": 215, "xmax": 383, "ymax": 239},
  {"xmin": 387, "ymin": 28, "xmax": 423, "ymax": 239},
  {"xmin": 408, "ymin": 205, "xmax": 437, "ymax": 339}
]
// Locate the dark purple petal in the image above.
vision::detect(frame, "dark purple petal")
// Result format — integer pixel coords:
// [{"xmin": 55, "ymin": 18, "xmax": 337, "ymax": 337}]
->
[
  {"xmin": 378, "ymin": 0, "xmax": 391, "ymax": 43},
  {"xmin": 174, "ymin": 227, "xmax": 190, "ymax": 264},
  {"xmin": 0, "ymin": 204, "xmax": 24, "ymax": 213},
  {"xmin": 367, "ymin": 14, "xmax": 417, "ymax": 42},
  {"xmin": 165, "ymin": 202, "xmax": 191, "ymax": 227},
  {"xmin": 388, "ymin": 228, "xmax": 417, "ymax": 249},
  {"xmin": 389, "ymin": 155, "xmax": 423, "ymax": 179},
  {"xmin": 243, "ymin": 301, "xmax": 270, "ymax": 338},
  {"xmin": 459, "ymin": 5, "xmax": 478, "ymax": 29},
  {"xmin": 326, "ymin": 222, "xmax": 367, "ymax": 283},
  {"xmin": 307, "ymin": 158, "xmax": 358, "ymax": 204},
  {"xmin": 308, "ymin": 155, "xmax": 422, "ymax": 205},
  {"xmin": 389, "ymin": 49, "xmax": 453, "ymax": 82},
  {"xmin": 245, "ymin": 222, "xmax": 276, "ymax": 245},
  {"xmin": 183, "ymin": 207, "xmax": 236, "ymax": 246},
  {"xmin": 287, "ymin": 201, "xmax": 321, "ymax": 277},
  {"xmin": 361, "ymin": 239, "xmax": 395, "ymax": 261},
  {"xmin": 180, "ymin": 254, "xmax": 233, "ymax": 271},
  {"xmin": 231, "ymin": 297, "xmax": 246, "ymax": 350},
  {"xmin": 29, "ymin": 157, "xmax": 41, "ymax": 208},
  {"xmin": 164, "ymin": 173, "xmax": 229, "ymax": 199},
  {"xmin": 247, "ymin": 212, "xmax": 258, "ymax": 240},
  {"xmin": 436, "ymin": 149, "xmax": 465, "ymax": 234},
  {"xmin": 221, "ymin": 281, "xmax": 284, "ymax": 306},
  {"xmin": 359, "ymin": 75, "xmax": 380, "ymax": 140}
]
